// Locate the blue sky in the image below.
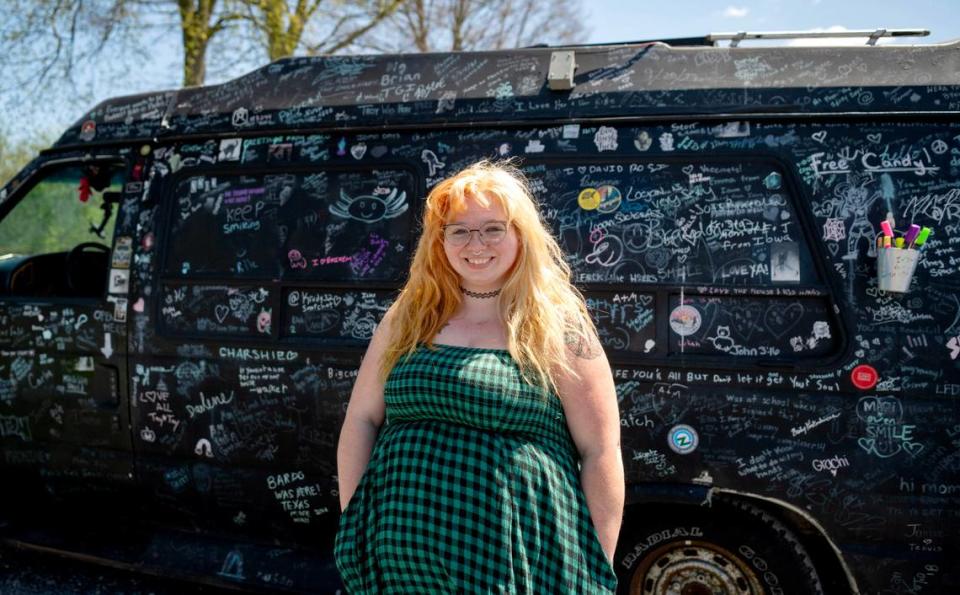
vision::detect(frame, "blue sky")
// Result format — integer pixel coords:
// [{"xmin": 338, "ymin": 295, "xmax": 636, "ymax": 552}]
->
[
  {"xmin": 4, "ymin": 0, "xmax": 960, "ymax": 147},
  {"xmin": 586, "ymin": 0, "xmax": 960, "ymax": 45}
]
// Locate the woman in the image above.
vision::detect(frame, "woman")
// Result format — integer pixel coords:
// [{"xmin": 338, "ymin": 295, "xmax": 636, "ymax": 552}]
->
[{"xmin": 335, "ymin": 160, "xmax": 623, "ymax": 593}]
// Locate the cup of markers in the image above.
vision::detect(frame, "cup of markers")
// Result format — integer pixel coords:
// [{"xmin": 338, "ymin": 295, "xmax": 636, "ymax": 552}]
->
[{"xmin": 876, "ymin": 222, "xmax": 931, "ymax": 293}]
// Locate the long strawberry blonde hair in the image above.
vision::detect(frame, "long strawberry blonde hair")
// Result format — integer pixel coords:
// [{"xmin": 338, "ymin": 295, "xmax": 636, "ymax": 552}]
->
[{"xmin": 379, "ymin": 160, "xmax": 597, "ymax": 398}]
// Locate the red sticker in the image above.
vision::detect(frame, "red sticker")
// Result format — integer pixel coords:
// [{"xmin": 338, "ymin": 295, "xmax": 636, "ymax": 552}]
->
[
  {"xmin": 851, "ymin": 365, "xmax": 878, "ymax": 390},
  {"xmin": 79, "ymin": 120, "xmax": 97, "ymax": 141}
]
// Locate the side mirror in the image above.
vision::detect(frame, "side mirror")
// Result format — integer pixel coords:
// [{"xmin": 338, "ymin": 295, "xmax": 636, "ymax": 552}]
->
[{"xmin": 90, "ymin": 192, "xmax": 122, "ymax": 239}]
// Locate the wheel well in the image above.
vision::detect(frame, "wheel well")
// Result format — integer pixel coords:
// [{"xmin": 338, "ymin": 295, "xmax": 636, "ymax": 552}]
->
[
  {"xmin": 729, "ymin": 495, "xmax": 856, "ymax": 595},
  {"xmin": 621, "ymin": 492, "xmax": 857, "ymax": 595}
]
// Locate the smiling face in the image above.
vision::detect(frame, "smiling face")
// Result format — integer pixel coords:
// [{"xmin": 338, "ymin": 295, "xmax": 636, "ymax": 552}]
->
[
  {"xmin": 350, "ymin": 197, "xmax": 385, "ymax": 221},
  {"xmin": 442, "ymin": 193, "xmax": 519, "ymax": 293}
]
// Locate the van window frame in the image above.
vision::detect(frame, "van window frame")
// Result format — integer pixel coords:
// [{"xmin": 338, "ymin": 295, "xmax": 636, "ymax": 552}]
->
[
  {"xmin": 520, "ymin": 152, "xmax": 850, "ymax": 371},
  {"xmin": 154, "ymin": 158, "xmax": 422, "ymax": 345}
]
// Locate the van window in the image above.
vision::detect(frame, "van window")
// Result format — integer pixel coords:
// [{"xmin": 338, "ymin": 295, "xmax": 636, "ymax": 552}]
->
[
  {"xmin": 522, "ymin": 159, "xmax": 840, "ymax": 361},
  {"xmin": 0, "ymin": 164, "xmax": 124, "ymax": 298},
  {"xmin": 281, "ymin": 288, "xmax": 395, "ymax": 341},
  {"xmin": 164, "ymin": 168, "xmax": 416, "ymax": 281},
  {"xmin": 0, "ymin": 166, "xmax": 122, "ymax": 256},
  {"xmin": 587, "ymin": 291, "xmax": 657, "ymax": 353},
  {"xmin": 524, "ymin": 159, "xmax": 813, "ymax": 286},
  {"xmin": 160, "ymin": 284, "xmax": 273, "ymax": 337},
  {"xmin": 666, "ymin": 294, "xmax": 836, "ymax": 358}
]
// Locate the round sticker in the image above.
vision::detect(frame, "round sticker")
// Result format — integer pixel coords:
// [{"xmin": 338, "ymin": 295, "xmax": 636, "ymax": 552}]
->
[
  {"xmin": 851, "ymin": 364, "xmax": 878, "ymax": 390},
  {"xmin": 669, "ymin": 304, "xmax": 702, "ymax": 337},
  {"xmin": 578, "ymin": 188, "xmax": 601, "ymax": 210},
  {"xmin": 668, "ymin": 425, "xmax": 699, "ymax": 455},
  {"xmin": 596, "ymin": 185, "xmax": 623, "ymax": 214},
  {"xmin": 79, "ymin": 120, "xmax": 97, "ymax": 142},
  {"xmin": 764, "ymin": 171, "xmax": 782, "ymax": 190}
]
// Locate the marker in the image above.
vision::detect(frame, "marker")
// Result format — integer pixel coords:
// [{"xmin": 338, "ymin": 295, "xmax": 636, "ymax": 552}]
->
[
  {"xmin": 903, "ymin": 224, "xmax": 921, "ymax": 247},
  {"xmin": 913, "ymin": 226, "xmax": 932, "ymax": 249},
  {"xmin": 876, "ymin": 236, "xmax": 883, "ymax": 250},
  {"xmin": 880, "ymin": 221, "xmax": 894, "ymax": 238},
  {"xmin": 895, "ymin": 237, "xmax": 905, "ymax": 249},
  {"xmin": 883, "ymin": 236, "xmax": 892, "ymax": 249}
]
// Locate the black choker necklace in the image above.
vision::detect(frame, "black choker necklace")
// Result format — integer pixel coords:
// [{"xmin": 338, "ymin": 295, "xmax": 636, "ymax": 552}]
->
[{"xmin": 461, "ymin": 286, "xmax": 501, "ymax": 299}]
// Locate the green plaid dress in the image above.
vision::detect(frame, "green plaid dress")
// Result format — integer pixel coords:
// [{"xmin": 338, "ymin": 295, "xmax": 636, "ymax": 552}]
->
[{"xmin": 334, "ymin": 344, "xmax": 618, "ymax": 594}]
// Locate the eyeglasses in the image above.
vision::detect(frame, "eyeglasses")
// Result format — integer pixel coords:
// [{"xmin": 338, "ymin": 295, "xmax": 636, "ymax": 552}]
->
[{"xmin": 442, "ymin": 220, "xmax": 509, "ymax": 246}]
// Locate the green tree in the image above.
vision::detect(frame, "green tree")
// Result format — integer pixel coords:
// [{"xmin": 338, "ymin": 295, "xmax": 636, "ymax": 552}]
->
[
  {"xmin": 241, "ymin": 0, "xmax": 403, "ymax": 62},
  {"xmin": 363, "ymin": 0, "xmax": 587, "ymax": 53},
  {"xmin": 1, "ymin": 0, "xmax": 405, "ymax": 92},
  {"xmin": 0, "ymin": 129, "xmax": 55, "ymax": 189},
  {"xmin": 179, "ymin": 0, "xmax": 240, "ymax": 86}
]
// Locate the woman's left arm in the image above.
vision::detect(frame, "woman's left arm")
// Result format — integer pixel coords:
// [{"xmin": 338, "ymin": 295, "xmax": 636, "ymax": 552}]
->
[{"xmin": 558, "ymin": 337, "xmax": 625, "ymax": 565}]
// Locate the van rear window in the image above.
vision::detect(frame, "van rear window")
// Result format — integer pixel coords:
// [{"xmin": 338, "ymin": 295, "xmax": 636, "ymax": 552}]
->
[
  {"xmin": 164, "ymin": 168, "xmax": 415, "ymax": 281},
  {"xmin": 522, "ymin": 160, "xmax": 814, "ymax": 286},
  {"xmin": 521, "ymin": 158, "xmax": 840, "ymax": 362}
]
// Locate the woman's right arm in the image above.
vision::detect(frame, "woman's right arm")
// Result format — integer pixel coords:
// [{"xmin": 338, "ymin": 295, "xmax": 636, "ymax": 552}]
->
[{"xmin": 336, "ymin": 307, "xmax": 393, "ymax": 511}]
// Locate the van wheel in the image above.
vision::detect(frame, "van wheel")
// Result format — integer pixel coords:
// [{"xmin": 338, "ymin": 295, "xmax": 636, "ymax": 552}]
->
[{"xmin": 615, "ymin": 500, "xmax": 822, "ymax": 595}]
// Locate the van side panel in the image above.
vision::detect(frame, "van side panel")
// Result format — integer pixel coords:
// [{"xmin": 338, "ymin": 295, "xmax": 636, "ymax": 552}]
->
[{"xmin": 116, "ymin": 119, "xmax": 960, "ymax": 592}]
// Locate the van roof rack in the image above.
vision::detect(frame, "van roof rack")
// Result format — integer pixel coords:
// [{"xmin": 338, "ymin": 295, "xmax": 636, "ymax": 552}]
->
[
  {"xmin": 527, "ymin": 36, "xmax": 716, "ymax": 49},
  {"xmin": 708, "ymin": 28, "xmax": 930, "ymax": 47},
  {"xmin": 534, "ymin": 29, "xmax": 931, "ymax": 50},
  {"xmin": 706, "ymin": 29, "xmax": 930, "ymax": 48}
]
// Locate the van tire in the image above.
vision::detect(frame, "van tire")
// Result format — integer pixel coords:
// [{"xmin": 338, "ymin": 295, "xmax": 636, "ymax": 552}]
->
[{"xmin": 615, "ymin": 499, "xmax": 823, "ymax": 595}]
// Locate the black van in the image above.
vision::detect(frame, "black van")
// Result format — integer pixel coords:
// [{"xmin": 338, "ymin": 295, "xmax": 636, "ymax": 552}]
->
[{"xmin": 0, "ymin": 35, "xmax": 958, "ymax": 594}]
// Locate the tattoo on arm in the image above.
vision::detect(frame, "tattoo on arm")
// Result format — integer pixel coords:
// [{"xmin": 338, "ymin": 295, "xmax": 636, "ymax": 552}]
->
[{"xmin": 565, "ymin": 329, "xmax": 601, "ymax": 360}]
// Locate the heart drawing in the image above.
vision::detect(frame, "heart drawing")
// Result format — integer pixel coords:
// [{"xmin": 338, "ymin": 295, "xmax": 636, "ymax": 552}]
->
[
  {"xmin": 215, "ymin": 305, "xmax": 230, "ymax": 323},
  {"xmin": 763, "ymin": 302, "xmax": 804, "ymax": 339}
]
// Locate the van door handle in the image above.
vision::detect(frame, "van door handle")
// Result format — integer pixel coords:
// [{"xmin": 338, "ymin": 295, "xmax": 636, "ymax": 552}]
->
[{"xmin": 94, "ymin": 363, "xmax": 120, "ymax": 409}]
